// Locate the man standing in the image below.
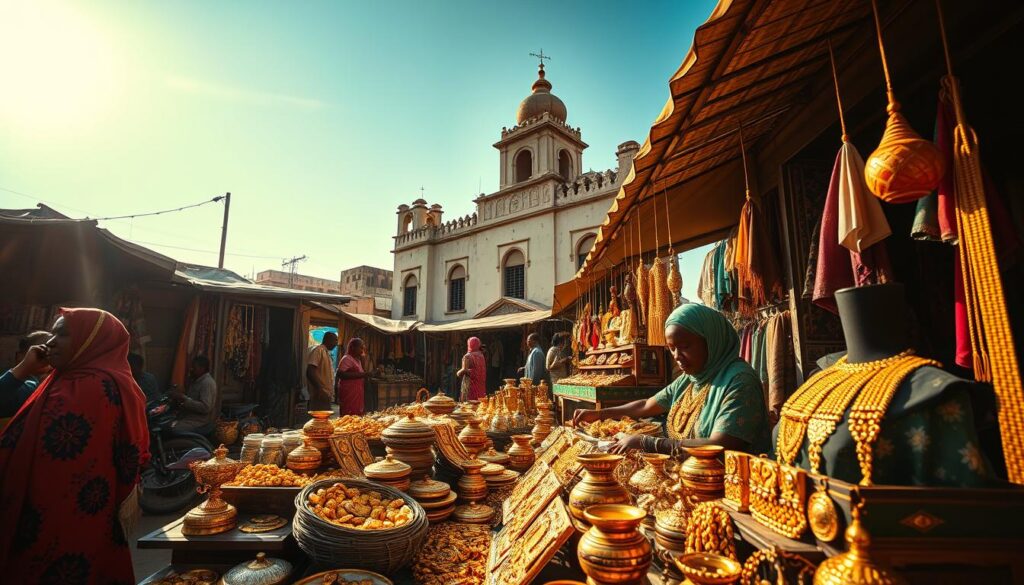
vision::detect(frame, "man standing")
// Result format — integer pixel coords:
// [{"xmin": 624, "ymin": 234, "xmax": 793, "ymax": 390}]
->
[
  {"xmin": 1, "ymin": 331, "xmax": 51, "ymax": 420},
  {"xmin": 518, "ymin": 333, "xmax": 547, "ymax": 386},
  {"xmin": 128, "ymin": 352, "xmax": 162, "ymax": 403},
  {"xmin": 171, "ymin": 355, "xmax": 219, "ymax": 435},
  {"xmin": 306, "ymin": 332, "xmax": 338, "ymax": 411}
]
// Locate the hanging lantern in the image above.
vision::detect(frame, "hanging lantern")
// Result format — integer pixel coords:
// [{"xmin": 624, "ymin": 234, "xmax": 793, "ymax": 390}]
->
[{"xmin": 864, "ymin": 105, "xmax": 945, "ymax": 204}]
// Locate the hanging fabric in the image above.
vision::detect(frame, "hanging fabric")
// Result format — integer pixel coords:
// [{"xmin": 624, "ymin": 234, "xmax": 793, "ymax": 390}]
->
[
  {"xmin": 733, "ymin": 128, "xmax": 783, "ymax": 316},
  {"xmin": 933, "ymin": 0, "xmax": 1024, "ymax": 483}
]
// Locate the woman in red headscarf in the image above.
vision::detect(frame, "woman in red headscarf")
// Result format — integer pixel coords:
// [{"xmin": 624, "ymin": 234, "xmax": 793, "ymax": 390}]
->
[
  {"xmin": 336, "ymin": 338, "xmax": 369, "ymax": 415},
  {"xmin": 456, "ymin": 337, "xmax": 487, "ymax": 401},
  {"xmin": 0, "ymin": 308, "xmax": 150, "ymax": 584}
]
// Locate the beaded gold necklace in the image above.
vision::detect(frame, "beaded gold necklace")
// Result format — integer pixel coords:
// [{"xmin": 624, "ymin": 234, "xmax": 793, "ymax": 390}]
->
[
  {"xmin": 667, "ymin": 383, "xmax": 710, "ymax": 440},
  {"xmin": 776, "ymin": 350, "xmax": 939, "ymax": 484}
]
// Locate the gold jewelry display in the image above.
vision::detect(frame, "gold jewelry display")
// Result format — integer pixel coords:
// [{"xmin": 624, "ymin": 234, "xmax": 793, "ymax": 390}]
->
[
  {"xmin": 685, "ymin": 502, "xmax": 737, "ymax": 561},
  {"xmin": 550, "ymin": 438, "xmax": 596, "ymax": 486},
  {"xmin": 776, "ymin": 350, "xmax": 939, "ymax": 483},
  {"xmin": 493, "ymin": 470, "xmax": 562, "ymax": 563},
  {"xmin": 723, "ymin": 451, "xmax": 750, "ymax": 513},
  {"xmin": 813, "ymin": 491, "xmax": 908, "ymax": 585},
  {"xmin": 748, "ymin": 457, "xmax": 808, "ymax": 539},
  {"xmin": 667, "ymin": 383, "xmax": 710, "ymax": 440},
  {"xmin": 488, "ymin": 497, "xmax": 574, "ymax": 585},
  {"xmin": 807, "ymin": 479, "xmax": 840, "ymax": 542},
  {"xmin": 741, "ymin": 548, "xmax": 816, "ymax": 585},
  {"xmin": 502, "ymin": 461, "xmax": 552, "ymax": 524}
]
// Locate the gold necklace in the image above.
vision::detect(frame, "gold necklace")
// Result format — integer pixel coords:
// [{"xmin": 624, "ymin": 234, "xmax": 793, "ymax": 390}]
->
[
  {"xmin": 776, "ymin": 350, "xmax": 937, "ymax": 482},
  {"xmin": 667, "ymin": 383, "xmax": 710, "ymax": 440}
]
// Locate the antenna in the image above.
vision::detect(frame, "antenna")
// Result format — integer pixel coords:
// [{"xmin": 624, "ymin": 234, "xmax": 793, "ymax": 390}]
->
[{"xmin": 282, "ymin": 255, "xmax": 308, "ymax": 288}]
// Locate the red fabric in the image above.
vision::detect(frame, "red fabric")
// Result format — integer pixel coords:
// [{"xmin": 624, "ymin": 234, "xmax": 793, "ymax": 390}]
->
[
  {"xmin": 813, "ymin": 147, "xmax": 894, "ymax": 314},
  {"xmin": 935, "ymin": 85, "xmax": 959, "ymax": 243},
  {"xmin": 336, "ymin": 354, "xmax": 365, "ymax": 415},
  {"xmin": 0, "ymin": 308, "xmax": 149, "ymax": 584},
  {"xmin": 463, "ymin": 350, "xmax": 487, "ymax": 400}
]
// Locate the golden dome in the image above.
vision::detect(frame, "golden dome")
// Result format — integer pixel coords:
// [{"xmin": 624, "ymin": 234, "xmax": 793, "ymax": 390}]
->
[{"xmin": 516, "ymin": 64, "xmax": 567, "ymax": 124}]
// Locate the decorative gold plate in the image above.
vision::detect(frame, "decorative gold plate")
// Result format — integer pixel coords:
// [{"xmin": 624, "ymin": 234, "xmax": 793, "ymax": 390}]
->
[
  {"xmin": 808, "ymin": 488, "xmax": 840, "ymax": 542},
  {"xmin": 238, "ymin": 515, "xmax": 288, "ymax": 533},
  {"xmin": 488, "ymin": 497, "xmax": 574, "ymax": 585}
]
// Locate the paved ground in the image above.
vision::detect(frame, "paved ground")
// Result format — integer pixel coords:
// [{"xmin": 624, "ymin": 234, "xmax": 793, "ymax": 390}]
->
[{"xmin": 132, "ymin": 512, "xmax": 176, "ymax": 583}]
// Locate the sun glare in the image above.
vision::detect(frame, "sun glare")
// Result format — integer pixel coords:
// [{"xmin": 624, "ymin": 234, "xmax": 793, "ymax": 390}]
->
[{"xmin": 0, "ymin": 0, "xmax": 120, "ymax": 133}]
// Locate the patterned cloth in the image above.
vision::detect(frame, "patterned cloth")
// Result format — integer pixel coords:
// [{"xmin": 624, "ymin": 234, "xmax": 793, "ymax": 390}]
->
[
  {"xmin": 653, "ymin": 304, "xmax": 770, "ymax": 453},
  {"xmin": 336, "ymin": 353, "xmax": 364, "ymax": 415},
  {"xmin": 0, "ymin": 309, "xmax": 150, "ymax": 584},
  {"xmin": 462, "ymin": 338, "xmax": 487, "ymax": 400}
]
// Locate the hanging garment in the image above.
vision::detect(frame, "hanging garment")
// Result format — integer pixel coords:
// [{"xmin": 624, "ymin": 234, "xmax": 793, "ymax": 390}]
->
[
  {"xmin": 765, "ymin": 313, "xmax": 790, "ymax": 419},
  {"xmin": 697, "ymin": 245, "xmax": 717, "ymax": 307},
  {"xmin": 836, "ymin": 141, "xmax": 892, "ymax": 252},
  {"xmin": 734, "ymin": 200, "xmax": 783, "ymax": 315}
]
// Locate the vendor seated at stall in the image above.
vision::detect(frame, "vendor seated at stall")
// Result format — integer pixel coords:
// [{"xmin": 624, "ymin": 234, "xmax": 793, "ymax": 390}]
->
[
  {"xmin": 573, "ymin": 303, "xmax": 770, "ymax": 455},
  {"xmin": 170, "ymin": 355, "xmax": 220, "ymax": 435}
]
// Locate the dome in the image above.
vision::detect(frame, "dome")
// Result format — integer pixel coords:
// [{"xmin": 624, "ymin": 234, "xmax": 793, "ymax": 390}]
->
[
  {"xmin": 516, "ymin": 64, "xmax": 567, "ymax": 124},
  {"xmin": 412, "ymin": 198, "xmax": 428, "ymax": 206}
]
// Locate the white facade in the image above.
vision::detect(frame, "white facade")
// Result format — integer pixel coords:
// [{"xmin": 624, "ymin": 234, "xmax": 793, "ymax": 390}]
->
[{"xmin": 391, "ymin": 64, "xmax": 639, "ymax": 323}]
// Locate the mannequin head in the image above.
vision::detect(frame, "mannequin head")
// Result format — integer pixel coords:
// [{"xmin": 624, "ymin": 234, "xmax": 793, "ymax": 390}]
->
[{"xmin": 835, "ymin": 283, "xmax": 911, "ymax": 363}]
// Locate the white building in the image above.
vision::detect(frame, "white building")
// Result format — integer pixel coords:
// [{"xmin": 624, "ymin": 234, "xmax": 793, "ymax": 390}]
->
[{"xmin": 391, "ymin": 63, "xmax": 639, "ymax": 323}]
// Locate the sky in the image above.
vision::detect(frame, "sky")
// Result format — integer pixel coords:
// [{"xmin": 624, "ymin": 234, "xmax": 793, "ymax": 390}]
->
[{"xmin": 0, "ymin": 0, "xmax": 719, "ymax": 303}]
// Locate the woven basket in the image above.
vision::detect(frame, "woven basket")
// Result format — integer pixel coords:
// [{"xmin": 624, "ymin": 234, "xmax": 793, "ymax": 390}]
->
[{"xmin": 293, "ymin": 478, "xmax": 428, "ymax": 574}]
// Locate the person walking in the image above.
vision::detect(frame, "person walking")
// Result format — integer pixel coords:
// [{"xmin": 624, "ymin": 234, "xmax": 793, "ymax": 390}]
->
[{"xmin": 456, "ymin": 337, "xmax": 487, "ymax": 401}]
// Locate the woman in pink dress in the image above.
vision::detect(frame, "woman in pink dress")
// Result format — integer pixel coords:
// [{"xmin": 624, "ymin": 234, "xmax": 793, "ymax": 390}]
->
[
  {"xmin": 457, "ymin": 337, "xmax": 488, "ymax": 401},
  {"xmin": 336, "ymin": 338, "xmax": 369, "ymax": 415}
]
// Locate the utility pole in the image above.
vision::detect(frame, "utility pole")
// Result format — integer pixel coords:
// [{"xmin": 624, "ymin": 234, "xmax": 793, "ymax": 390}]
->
[
  {"xmin": 282, "ymin": 255, "xmax": 307, "ymax": 288},
  {"xmin": 218, "ymin": 192, "xmax": 231, "ymax": 269}
]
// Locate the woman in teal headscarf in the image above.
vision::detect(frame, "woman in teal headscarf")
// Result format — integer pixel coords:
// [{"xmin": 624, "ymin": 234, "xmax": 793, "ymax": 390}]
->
[{"xmin": 573, "ymin": 303, "xmax": 770, "ymax": 455}]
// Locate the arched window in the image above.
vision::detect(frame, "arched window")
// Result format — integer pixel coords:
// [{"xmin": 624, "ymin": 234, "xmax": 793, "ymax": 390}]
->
[
  {"xmin": 514, "ymin": 149, "xmax": 533, "ymax": 183},
  {"xmin": 402, "ymin": 274, "xmax": 418, "ymax": 316},
  {"xmin": 448, "ymin": 264, "xmax": 466, "ymax": 312},
  {"xmin": 558, "ymin": 150, "xmax": 572, "ymax": 180},
  {"xmin": 576, "ymin": 234, "xmax": 596, "ymax": 270},
  {"xmin": 401, "ymin": 213, "xmax": 413, "ymax": 233},
  {"xmin": 425, "ymin": 215, "xmax": 436, "ymax": 227},
  {"xmin": 502, "ymin": 249, "xmax": 526, "ymax": 299}
]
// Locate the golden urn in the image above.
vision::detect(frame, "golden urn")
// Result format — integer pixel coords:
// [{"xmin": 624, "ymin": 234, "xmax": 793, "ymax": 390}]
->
[
  {"xmin": 381, "ymin": 412, "xmax": 436, "ymax": 480},
  {"xmin": 458, "ymin": 417, "xmax": 488, "ymax": 456},
  {"xmin": 511, "ymin": 398, "xmax": 529, "ymax": 429},
  {"xmin": 424, "ymin": 389, "xmax": 457, "ymax": 416},
  {"xmin": 681, "ymin": 445, "xmax": 725, "ymax": 503},
  {"xmin": 285, "ymin": 437, "xmax": 322, "ymax": 473},
  {"xmin": 577, "ymin": 504, "xmax": 652, "ymax": 585},
  {"xmin": 489, "ymin": 399, "xmax": 511, "ymax": 433},
  {"xmin": 569, "ymin": 453, "xmax": 632, "ymax": 527},
  {"xmin": 813, "ymin": 505, "xmax": 907, "ymax": 585},
  {"xmin": 453, "ymin": 458, "xmax": 493, "ymax": 524},
  {"xmin": 654, "ymin": 477, "xmax": 692, "ymax": 554},
  {"xmin": 183, "ymin": 445, "xmax": 242, "ymax": 536},
  {"xmin": 507, "ymin": 434, "xmax": 536, "ymax": 471},
  {"xmin": 864, "ymin": 106, "xmax": 945, "ymax": 204}
]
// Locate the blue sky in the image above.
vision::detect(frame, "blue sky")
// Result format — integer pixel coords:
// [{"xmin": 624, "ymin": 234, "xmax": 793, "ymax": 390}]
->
[{"xmin": 0, "ymin": 0, "xmax": 718, "ymax": 301}]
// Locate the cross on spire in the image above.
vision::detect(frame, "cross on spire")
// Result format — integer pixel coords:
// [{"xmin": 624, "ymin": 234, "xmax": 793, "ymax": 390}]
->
[
  {"xmin": 530, "ymin": 49, "xmax": 551, "ymax": 68},
  {"xmin": 420, "ymin": 186, "xmax": 425, "ymax": 197}
]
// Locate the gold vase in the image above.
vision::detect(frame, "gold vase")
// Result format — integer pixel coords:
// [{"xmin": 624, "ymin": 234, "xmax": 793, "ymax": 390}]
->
[
  {"xmin": 569, "ymin": 453, "xmax": 632, "ymax": 526},
  {"xmin": 183, "ymin": 445, "xmax": 241, "ymax": 535},
  {"xmin": 458, "ymin": 417, "xmax": 488, "ymax": 457},
  {"xmin": 511, "ymin": 398, "xmax": 529, "ymax": 429},
  {"xmin": 813, "ymin": 507, "xmax": 907, "ymax": 585},
  {"xmin": 507, "ymin": 434, "xmax": 536, "ymax": 471},
  {"xmin": 286, "ymin": 437, "xmax": 322, "ymax": 473},
  {"xmin": 629, "ymin": 453, "xmax": 670, "ymax": 495},
  {"xmin": 381, "ymin": 412, "xmax": 436, "ymax": 479},
  {"xmin": 303, "ymin": 410, "xmax": 334, "ymax": 439},
  {"xmin": 672, "ymin": 552, "xmax": 741, "ymax": 585},
  {"xmin": 681, "ymin": 445, "xmax": 725, "ymax": 503},
  {"xmin": 578, "ymin": 504, "xmax": 652, "ymax": 585},
  {"xmin": 457, "ymin": 459, "xmax": 489, "ymax": 503},
  {"xmin": 864, "ymin": 108, "xmax": 945, "ymax": 204},
  {"xmin": 654, "ymin": 477, "xmax": 692, "ymax": 554}
]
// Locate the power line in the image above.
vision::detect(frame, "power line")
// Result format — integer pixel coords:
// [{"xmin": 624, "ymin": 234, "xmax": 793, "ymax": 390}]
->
[
  {"xmin": 132, "ymin": 239, "xmax": 282, "ymax": 260},
  {"xmin": 85, "ymin": 196, "xmax": 224, "ymax": 221}
]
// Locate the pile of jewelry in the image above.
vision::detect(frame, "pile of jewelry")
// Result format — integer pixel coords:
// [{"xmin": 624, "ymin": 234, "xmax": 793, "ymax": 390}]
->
[{"xmin": 412, "ymin": 522, "xmax": 492, "ymax": 585}]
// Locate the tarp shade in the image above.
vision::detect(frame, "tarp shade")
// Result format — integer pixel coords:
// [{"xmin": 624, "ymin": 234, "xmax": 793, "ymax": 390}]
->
[{"xmin": 417, "ymin": 310, "xmax": 551, "ymax": 333}]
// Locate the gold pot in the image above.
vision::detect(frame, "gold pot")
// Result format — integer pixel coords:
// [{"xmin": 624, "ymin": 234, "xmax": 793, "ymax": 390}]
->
[
  {"xmin": 671, "ymin": 552, "xmax": 741, "ymax": 585},
  {"xmin": 424, "ymin": 389, "xmax": 457, "ymax": 416},
  {"xmin": 456, "ymin": 459, "xmax": 489, "ymax": 503},
  {"xmin": 222, "ymin": 552, "xmax": 293, "ymax": 585},
  {"xmin": 183, "ymin": 445, "xmax": 241, "ymax": 535},
  {"xmin": 654, "ymin": 477, "xmax": 691, "ymax": 553},
  {"xmin": 286, "ymin": 437, "xmax": 322, "ymax": 472},
  {"xmin": 364, "ymin": 453, "xmax": 412, "ymax": 481},
  {"xmin": 385, "ymin": 446, "xmax": 434, "ymax": 481},
  {"xmin": 511, "ymin": 398, "xmax": 529, "ymax": 429},
  {"xmin": 408, "ymin": 475, "xmax": 451, "ymax": 501},
  {"xmin": 478, "ymin": 447, "xmax": 511, "ymax": 466},
  {"xmin": 507, "ymin": 434, "xmax": 536, "ymax": 471},
  {"xmin": 303, "ymin": 411, "xmax": 334, "ymax": 439},
  {"xmin": 458, "ymin": 417, "xmax": 488, "ymax": 457},
  {"xmin": 578, "ymin": 504, "xmax": 652, "ymax": 585},
  {"xmin": 681, "ymin": 445, "xmax": 725, "ymax": 503},
  {"xmin": 569, "ymin": 453, "xmax": 631, "ymax": 526},
  {"xmin": 629, "ymin": 453, "xmax": 670, "ymax": 495}
]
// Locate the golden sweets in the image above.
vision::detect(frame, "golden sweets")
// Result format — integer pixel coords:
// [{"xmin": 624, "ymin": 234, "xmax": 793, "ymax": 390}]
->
[{"xmin": 685, "ymin": 502, "xmax": 737, "ymax": 560}]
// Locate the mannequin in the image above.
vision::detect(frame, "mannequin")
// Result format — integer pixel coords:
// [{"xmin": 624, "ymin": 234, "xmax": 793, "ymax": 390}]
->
[{"xmin": 775, "ymin": 283, "xmax": 1000, "ymax": 486}]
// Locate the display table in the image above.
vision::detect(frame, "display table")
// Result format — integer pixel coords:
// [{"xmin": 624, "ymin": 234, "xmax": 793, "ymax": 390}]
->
[
  {"xmin": 367, "ymin": 379, "xmax": 424, "ymax": 410},
  {"xmin": 553, "ymin": 384, "xmax": 662, "ymax": 425},
  {"xmin": 137, "ymin": 516, "xmax": 300, "ymax": 566}
]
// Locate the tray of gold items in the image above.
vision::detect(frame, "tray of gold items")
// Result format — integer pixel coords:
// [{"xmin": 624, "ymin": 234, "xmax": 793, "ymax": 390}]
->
[
  {"xmin": 577, "ymin": 417, "xmax": 661, "ymax": 441},
  {"xmin": 492, "ymin": 469, "xmax": 563, "ymax": 564},
  {"xmin": 502, "ymin": 461, "xmax": 553, "ymax": 524},
  {"xmin": 141, "ymin": 567, "xmax": 222, "ymax": 585},
  {"xmin": 292, "ymin": 569, "xmax": 394, "ymax": 585},
  {"xmin": 549, "ymin": 438, "xmax": 595, "ymax": 486},
  {"xmin": 487, "ymin": 497, "xmax": 574, "ymax": 585},
  {"xmin": 413, "ymin": 522, "xmax": 492, "ymax": 585},
  {"xmin": 535, "ymin": 427, "xmax": 570, "ymax": 466}
]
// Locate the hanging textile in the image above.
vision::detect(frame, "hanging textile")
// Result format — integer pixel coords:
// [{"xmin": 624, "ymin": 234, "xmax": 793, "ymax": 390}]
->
[
  {"xmin": 734, "ymin": 198, "xmax": 783, "ymax": 315},
  {"xmin": 836, "ymin": 142, "xmax": 891, "ymax": 252},
  {"xmin": 765, "ymin": 311, "xmax": 791, "ymax": 420},
  {"xmin": 697, "ymin": 245, "xmax": 717, "ymax": 307},
  {"xmin": 713, "ymin": 241, "xmax": 734, "ymax": 312},
  {"xmin": 812, "ymin": 147, "xmax": 894, "ymax": 314}
]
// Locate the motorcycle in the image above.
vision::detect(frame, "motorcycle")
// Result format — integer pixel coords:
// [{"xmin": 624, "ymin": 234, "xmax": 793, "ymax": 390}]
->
[{"xmin": 138, "ymin": 396, "xmax": 214, "ymax": 515}]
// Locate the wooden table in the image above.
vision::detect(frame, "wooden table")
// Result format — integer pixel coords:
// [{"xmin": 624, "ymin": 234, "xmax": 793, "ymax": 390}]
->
[
  {"xmin": 553, "ymin": 384, "xmax": 662, "ymax": 425},
  {"xmin": 137, "ymin": 516, "xmax": 300, "ymax": 566}
]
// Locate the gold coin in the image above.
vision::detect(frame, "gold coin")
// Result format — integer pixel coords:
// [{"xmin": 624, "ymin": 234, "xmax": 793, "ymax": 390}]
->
[{"xmin": 807, "ymin": 489, "xmax": 840, "ymax": 542}]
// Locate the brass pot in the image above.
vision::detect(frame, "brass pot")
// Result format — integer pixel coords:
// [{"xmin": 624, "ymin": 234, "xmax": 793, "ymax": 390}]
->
[
  {"xmin": 183, "ymin": 445, "xmax": 241, "ymax": 535},
  {"xmin": 458, "ymin": 418, "xmax": 488, "ymax": 456},
  {"xmin": 408, "ymin": 475, "xmax": 450, "ymax": 501},
  {"xmin": 222, "ymin": 552, "xmax": 293, "ymax": 585},
  {"xmin": 381, "ymin": 412, "xmax": 435, "ymax": 448},
  {"xmin": 424, "ymin": 389, "xmax": 457, "ymax": 416},
  {"xmin": 303, "ymin": 411, "xmax": 334, "ymax": 439},
  {"xmin": 456, "ymin": 459, "xmax": 489, "ymax": 503},
  {"xmin": 507, "ymin": 434, "xmax": 536, "ymax": 471},
  {"xmin": 629, "ymin": 453, "xmax": 670, "ymax": 495},
  {"xmin": 569, "ymin": 453, "xmax": 631, "ymax": 526},
  {"xmin": 286, "ymin": 437, "xmax": 322, "ymax": 472},
  {"xmin": 364, "ymin": 453, "xmax": 411, "ymax": 481},
  {"xmin": 681, "ymin": 445, "xmax": 725, "ymax": 502},
  {"xmin": 385, "ymin": 446, "xmax": 434, "ymax": 481},
  {"xmin": 478, "ymin": 447, "xmax": 511, "ymax": 466},
  {"xmin": 578, "ymin": 504, "xmax": 652, "ymax": 585}
]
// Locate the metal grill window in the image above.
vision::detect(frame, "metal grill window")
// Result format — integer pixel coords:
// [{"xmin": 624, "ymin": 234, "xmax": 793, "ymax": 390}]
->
[
  {"xmin": 504, "ymin": 265, "xmax": 525, "ymax": 299},
  {"xmin": 403, "ymin": 285, "xmax": 417, "ymax": 316},
  {"xmin": 449, "ymin": 278, "xmax": 466, "ymax": 312}
]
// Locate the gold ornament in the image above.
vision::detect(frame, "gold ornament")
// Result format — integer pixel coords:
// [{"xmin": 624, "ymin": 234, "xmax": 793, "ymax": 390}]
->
[
  {"xmin": 814, "ymin": 495, "xmax": 907, "ymax": 585},
  {"xmin": 807, "ymin": 484, "xmax": 840, "ymax": 542},
  {"xmin": 748, "ymin": 457, "xmax": 808, "ymax": 539},
  {"xmin": 685, "ymin": 502, "xmax": 736, "ymax": 560},
  {"xmin": 722, "ymin": 451, "xmax": 750, "ymax": 513},
  {"xmin": 667, "ymin": 384, "xmax": 710, "ymax": 440}
]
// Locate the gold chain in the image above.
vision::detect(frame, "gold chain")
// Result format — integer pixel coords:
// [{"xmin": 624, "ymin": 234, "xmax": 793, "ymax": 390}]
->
[{"xmin": 667, "ymin": 383, "xmax": 710, "ymax": 440}]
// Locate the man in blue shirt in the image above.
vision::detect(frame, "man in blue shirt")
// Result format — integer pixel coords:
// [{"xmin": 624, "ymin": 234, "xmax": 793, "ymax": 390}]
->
[
  {"xmin": 1, "ymin": 331, "xmax": 52, "ymax": 419},
  {"xmin": 518, "ymin": 333, "xmax": 547, "ymax": 385},
  {"xmin": 128, "ymin": 352, "xmax": 162, "ymax": 403}
]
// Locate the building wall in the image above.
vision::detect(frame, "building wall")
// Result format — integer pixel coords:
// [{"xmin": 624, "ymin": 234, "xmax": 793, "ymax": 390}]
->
[
  {"xmin": 255, "ymin": 269, "xmax": 340, "ymax": 294},
  {"xmin": 340, "ymin": 265, "xmax": 393, "ymax": 298}
]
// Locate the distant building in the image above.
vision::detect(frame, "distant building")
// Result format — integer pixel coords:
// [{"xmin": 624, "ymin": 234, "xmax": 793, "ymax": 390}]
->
[
  {"xmin": 255, "ymin": 270, "xmax": 340, "ymax": 294},
  {"xmin": 340, "ymin": 265, "xmax": 393, "ymax": 298},
  {"xmin": 391, "ymin": 62, "xmax": 637, "ymax": 322}
]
